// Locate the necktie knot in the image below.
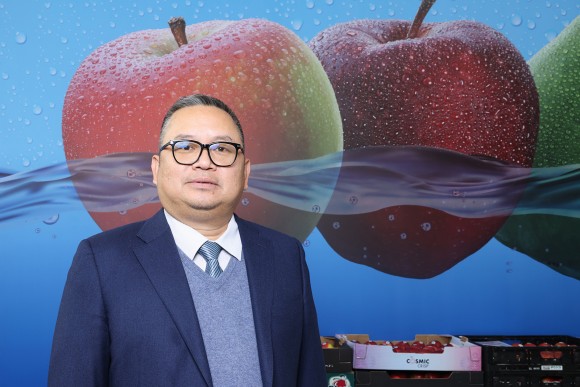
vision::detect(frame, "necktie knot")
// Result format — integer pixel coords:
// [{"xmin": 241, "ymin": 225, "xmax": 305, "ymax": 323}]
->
[{"xmin": 198, "ymin": 241, "xmax": 223, "ymax": 278}]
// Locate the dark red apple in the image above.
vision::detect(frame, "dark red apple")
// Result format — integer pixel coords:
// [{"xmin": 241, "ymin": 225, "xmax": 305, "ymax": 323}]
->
[
  {"xmin": 309, "ymin": 0, "xmax": 539, "ymax": 277},
  {"xmin": 62, "ymin": 17, "xmax": 342, "ymax": 241}
]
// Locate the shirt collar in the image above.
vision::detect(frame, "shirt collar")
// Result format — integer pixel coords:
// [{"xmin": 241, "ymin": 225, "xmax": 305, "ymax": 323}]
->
[{"xmin": 164, "ymin": 210, "xmax": 242, "ymax": 261}]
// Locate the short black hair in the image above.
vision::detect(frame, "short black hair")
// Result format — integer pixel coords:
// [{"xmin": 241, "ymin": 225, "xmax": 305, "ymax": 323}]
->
[{"xmin": 159, "ymin": 94, "xmax": 244, "ymax": 147}]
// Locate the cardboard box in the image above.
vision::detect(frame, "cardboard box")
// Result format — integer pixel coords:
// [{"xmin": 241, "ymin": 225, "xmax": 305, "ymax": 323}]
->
[
  {"xmin": 355, "ymin": 370, "xmax": 484, "ymax": 386},
  {"xmin": 337, "ymin": 334, "xmax": 482, "ymax": 372}
]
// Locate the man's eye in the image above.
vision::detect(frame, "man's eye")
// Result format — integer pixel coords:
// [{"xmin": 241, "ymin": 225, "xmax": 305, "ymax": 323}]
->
[{"xmin": 175, "ymin": 142, "xmax": 193, "ymax": 151}]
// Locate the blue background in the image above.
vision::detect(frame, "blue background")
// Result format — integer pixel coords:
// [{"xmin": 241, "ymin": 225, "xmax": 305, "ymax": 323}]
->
[{"xmin": 1, "ymin": 1, "xmax": 579, "ymax": 385}]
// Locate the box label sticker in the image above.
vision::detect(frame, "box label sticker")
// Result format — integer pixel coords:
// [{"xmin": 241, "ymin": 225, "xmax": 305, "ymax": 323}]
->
[{"xmin": 541, "ymin": 365, "xmax": 563, "ymax": 371}]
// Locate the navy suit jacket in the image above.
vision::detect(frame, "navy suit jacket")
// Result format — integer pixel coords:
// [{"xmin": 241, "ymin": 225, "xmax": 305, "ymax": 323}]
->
[{"xmin": 48, "ymin": 210, "xmax": 326, "ymax": 386}]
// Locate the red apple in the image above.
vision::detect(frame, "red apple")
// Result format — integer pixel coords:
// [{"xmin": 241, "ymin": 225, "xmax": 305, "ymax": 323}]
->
[
  {"xmin": 308, "ymin": 0, "xmax": 539, "ymax": 277},
  {"xmin": 62, "ymin": 17, "xmax": 342, "ymax": 241}
]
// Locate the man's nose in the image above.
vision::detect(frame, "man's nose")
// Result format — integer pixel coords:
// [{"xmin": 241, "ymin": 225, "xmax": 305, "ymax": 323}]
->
[{"xmin": 194, "ymin": 146, "xmax": 215, "ymax": 168}]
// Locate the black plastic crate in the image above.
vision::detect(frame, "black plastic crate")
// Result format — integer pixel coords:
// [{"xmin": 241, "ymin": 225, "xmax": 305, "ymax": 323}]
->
[
  {"xmin": 355, "ymin": 370, "xmax": 484, "ymax": 386},
  {"xmin": 488, "ymin": 372, "xmax": 580, "ymax": 386},
  {"xmin": 465, "ymin": 335, "xmax": 580, "ymax": 374},
  {"xmin": 322, "ymin": 336, "xmax": 354, "ymax": 373}
]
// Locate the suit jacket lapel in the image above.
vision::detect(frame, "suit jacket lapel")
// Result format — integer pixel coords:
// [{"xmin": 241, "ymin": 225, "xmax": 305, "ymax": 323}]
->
[
  {"xmin": 132, "ymin": 210, "xmax": 212, "ymax": 387},
  {"xmin": 237, "ymin": 217, "xmax": 275, "ymax": 387}
]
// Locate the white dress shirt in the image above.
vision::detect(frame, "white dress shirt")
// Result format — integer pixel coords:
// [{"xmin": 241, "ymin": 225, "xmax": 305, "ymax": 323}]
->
[{"xmin": 164, "ymin": 210, "xmax": 243, "ymax": 272}]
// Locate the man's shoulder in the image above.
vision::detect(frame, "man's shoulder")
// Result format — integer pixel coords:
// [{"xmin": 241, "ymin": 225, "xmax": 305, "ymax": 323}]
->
[
  {"xmin": 85, "ymin": 210, "xmax": 167, "ymax": 245},
  {"xmin": 83, "ymin": 219, "xmax": 147, "ymax": 248},
  {"xmin": 235, "ymin": 215, "xmax": 299, "ymax": 244}
]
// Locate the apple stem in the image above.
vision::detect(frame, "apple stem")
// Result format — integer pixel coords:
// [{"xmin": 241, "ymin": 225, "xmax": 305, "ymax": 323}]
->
[
  {"xmin": 168, "ymin": 16, "xmax": 188, "ymax": 47},
  {"xmin": 407, "ymin": 0, "xmax": 437, "ymax": 39}
]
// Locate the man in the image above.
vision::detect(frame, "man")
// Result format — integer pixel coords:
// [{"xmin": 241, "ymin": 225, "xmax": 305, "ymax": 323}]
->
[{"xmin": 49, "ymin": 94, "xmax": 326, "ymax": 386}]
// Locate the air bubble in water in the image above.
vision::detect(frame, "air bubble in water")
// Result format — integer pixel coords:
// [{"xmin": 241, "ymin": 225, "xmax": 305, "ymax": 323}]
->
[
  {"xmin": 15, "ymin": 32, "xmax": 27, "ymax": 44},
  {"xmin": 43, "ymin": 214, "xmax": 60, "ymax": 225},
  {"xmin": 33, "ymin": 105, "xmax": 42, "ymax": 115}
]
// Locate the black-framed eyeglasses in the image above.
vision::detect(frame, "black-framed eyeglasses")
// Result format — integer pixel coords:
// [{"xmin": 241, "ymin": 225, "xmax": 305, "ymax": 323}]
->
[{"xmin": 159, "ymin": 139, "xmax": 244, "ymax": 167}]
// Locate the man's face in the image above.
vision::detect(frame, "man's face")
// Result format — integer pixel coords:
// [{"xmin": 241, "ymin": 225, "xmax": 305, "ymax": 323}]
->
[{"xmin": 151, "ymin": 105, "xmax": 250, "ymax": 222}]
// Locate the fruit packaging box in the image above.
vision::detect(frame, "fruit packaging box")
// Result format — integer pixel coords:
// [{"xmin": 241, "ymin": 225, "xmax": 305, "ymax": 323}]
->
[
  {"xmin": 465, "ymin": 335, "xmax": 580, "ymax": 374},
  {"xmin": 336, "ymin": 334, "xmax": 482, "ymax": 372},
  {"xmin": 355, "ymin": 370, "xmax": 484, "ymax": 386}
]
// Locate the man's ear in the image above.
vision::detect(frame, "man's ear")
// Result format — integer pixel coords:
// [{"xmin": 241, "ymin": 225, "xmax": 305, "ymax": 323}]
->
[
  {"xmin": 243, "ymin": 158, "xmax": 251, "ymax": 190},
  {"xmin": 151, "ymin": 154, "xmax": 160, "ymax": 186}
]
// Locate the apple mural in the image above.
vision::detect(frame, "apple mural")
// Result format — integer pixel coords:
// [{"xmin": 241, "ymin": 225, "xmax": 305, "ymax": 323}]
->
[
  {"xmin": 62, "ymin": 17, "xmax": 342, "ymax": 241},
  {"xmin": 495, "ymin": 16, "xmax": 580, "ymax": 280},
  {"xmin": 308, "ymin": 0, "xmax": 539, "ymax": 277}
]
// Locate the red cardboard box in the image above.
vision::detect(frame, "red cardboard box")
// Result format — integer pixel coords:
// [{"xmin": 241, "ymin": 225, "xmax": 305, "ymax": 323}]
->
[{"xmin": 337, "ymin": 334, "xmax": 482, "ymax": 372}]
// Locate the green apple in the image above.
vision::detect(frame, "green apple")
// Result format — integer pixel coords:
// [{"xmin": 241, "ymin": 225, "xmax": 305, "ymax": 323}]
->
[{"xmin": 495, "ymin": 16, "xmax": 580, "ymax": 279}]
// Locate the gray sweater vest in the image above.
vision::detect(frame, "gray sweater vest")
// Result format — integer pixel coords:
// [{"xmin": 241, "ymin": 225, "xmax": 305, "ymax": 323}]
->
[{"xmin": 179, "ymin": 250, "xmax": 263, "ymax": 386}]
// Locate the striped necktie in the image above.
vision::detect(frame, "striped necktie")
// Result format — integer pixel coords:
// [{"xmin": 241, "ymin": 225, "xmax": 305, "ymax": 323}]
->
[{"xmin": 198, "ymin": 241, "xmax": 223, "ymax": 278}]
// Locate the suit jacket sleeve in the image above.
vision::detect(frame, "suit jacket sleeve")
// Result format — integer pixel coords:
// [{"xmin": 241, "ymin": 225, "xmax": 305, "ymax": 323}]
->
[
  {"xmin": 297, "ymin": 240, "xmax": 327, "ymax": 386},
  {"xmin": 48, "ymin": 239, "xmax": 110, "ymax": 386}
]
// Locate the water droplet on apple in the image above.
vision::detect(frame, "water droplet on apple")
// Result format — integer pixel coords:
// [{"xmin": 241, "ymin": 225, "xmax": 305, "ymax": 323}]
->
[
  {"xmin": 332, "ymin": 221, "xmax": 340, "ymax": 230},
  {"xmin": 15, "ymin": 32, "xmax": 27, "ymax": 44},
  {"xmin": 311, "ymin": 205, "xmax": 321, "ymax": 213},
  {"xmin": 261, "ymin": 99, "xmax": 272, "ymax": 109},
  {"xmin": 233, "ymin": 50, "xmax": 246, "ymax": 59},
  {"xmin": 421, "ymin": 222, "xmax": 432, "ymax": 232},
  {"xmin": 241, "ymin": 197, "xmax": 250, "ymax": 206},
  {"xmin": 400, "ymin": 233, "xmax": 407, "ymax": 240},
  {"xmin": 388, "ymin": 214, "xmax": 395, "ymax": 221}
]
